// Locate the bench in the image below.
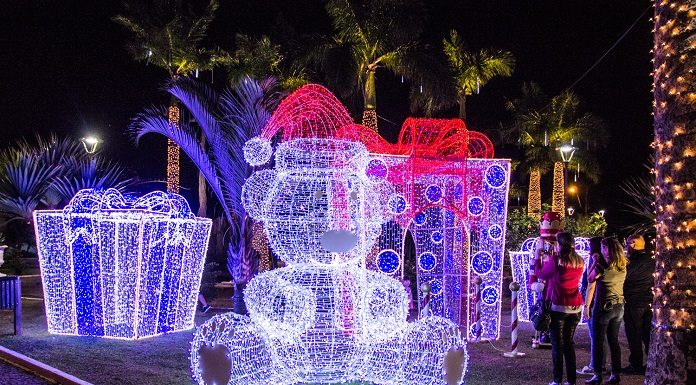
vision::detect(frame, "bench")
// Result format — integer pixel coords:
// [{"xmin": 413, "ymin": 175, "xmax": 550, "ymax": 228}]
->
[{"xmin": 0, "ymin": 276, "xmax": 22, "ymax": 335}]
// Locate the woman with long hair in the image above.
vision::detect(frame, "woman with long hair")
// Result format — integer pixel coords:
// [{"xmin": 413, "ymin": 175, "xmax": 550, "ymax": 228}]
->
[
  {"xmin": 586, "ymin": 237, "xmax": 628, "ymax": 384},
  {"xmin": 535, "ymin": 231, "xmax": 585, "ymax": 385},
  {"xmin": 577, "ymin": 236, "xmax": 603, "ymax": 375}
]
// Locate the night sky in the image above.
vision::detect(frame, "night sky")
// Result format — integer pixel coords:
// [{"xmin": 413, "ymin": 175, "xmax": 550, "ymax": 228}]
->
[{"xmin": 1, "ymin": 0, "xmax": 654, "ymax": 232}]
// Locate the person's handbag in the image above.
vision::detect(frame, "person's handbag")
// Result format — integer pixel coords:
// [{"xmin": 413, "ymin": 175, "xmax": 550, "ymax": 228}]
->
[{"xmin": 530, "ymin": 299, "xmax": 551, "ymax": 332}]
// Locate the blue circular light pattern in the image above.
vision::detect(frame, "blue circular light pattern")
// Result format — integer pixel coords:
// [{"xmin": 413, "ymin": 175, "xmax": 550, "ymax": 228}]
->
[
  {"xmin": 431, "ymin": 231, "xmax": 443, "ymax": 244},
  {"xmin": 467, "ymin": 196, "xmax": 485, "ymax": 216},
  {"xmin": 488, "ymin": 224, "xmax": 503, "ymax": 240},
  {"xmin": 418, "ymin": 252, "xmax": 436, "ymax": 272},
  {"xmin": 485, "ymin": 164, "xmax": 507, "ymax": 188},
  {"xmin": 387, "ymin": 194, "xmax": 408, "ymax": 214},
  {"xmin": 425, "ymin": 185, "xmax": 443, "ymax": 203},
  {"xmin": 575, "ymin": 237, "xmax": 590, "ymax": 253},
  {"xmin": 376, "ymin": 249, "xmax": 400, "ymax": 274},
  {"xmin": 430, "ymin": 280, "xmax": 442, "ymax": 296},
  {"xmin": 414, "ymin": 212, "xmax": 427, "ymax": 225},
  {"xmin": 470, "ymin": 323, "xmax": 484, "ymax": 338},
  {"xmin": 481, "ymin": 287, "xmax": 499, "ymax": 305},
  {"xmin": 471, "ymin": 251, "xmax": 493, "ymax": 275},
  {"xmin": 521, "ymin": 237, "xmax": 539, "ymax": 252},
  {"xmin": 365, "ymin": 159, "xmax": 388, "ymax": 182}
]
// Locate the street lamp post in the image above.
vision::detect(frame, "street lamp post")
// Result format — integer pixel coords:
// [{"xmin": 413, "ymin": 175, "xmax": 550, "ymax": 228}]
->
[
  {"xmin": 557, "ymin": 143, "xmax": 577, "ymax": 213},
  {"xmin": 81, "ymin": 136, "xmax": 101, "ymax": 154}
]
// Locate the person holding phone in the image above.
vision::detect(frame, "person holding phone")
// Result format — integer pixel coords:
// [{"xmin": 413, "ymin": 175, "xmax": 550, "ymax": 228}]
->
[{"xmin": 586, "ymin": 237, "xmax": 627, "ymax": 385}]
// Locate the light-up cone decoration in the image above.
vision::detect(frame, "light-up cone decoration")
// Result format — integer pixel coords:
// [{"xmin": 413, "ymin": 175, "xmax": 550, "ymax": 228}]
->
[
  {"xmin": 33, "ymin": 188, "xmax": 212, "ymax": 339},
  {"xmin": 190, "ymin": 139, "xmax": 468, "ymax": 385}
]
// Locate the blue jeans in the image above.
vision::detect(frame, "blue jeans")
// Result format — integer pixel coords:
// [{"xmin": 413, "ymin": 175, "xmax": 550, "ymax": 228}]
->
[
  {"xmin": 550, "ymin": 311, "xmax": 580, "ymax": 384},
  {"xmin": 591, "ymin": 303, "xmax": 624, "ymax": 376},
  {"xmin": 586, "ymin": 317, "xmax": 595, "ymax": 368}
]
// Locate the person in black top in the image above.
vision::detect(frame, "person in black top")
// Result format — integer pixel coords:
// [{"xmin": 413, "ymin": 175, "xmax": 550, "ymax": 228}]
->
[{"xmin": 622, "ymin": 235, "xmax": 655, "ymax": 375}]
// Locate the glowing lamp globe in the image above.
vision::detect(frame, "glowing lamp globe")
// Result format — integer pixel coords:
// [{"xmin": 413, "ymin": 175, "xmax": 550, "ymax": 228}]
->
[{"xmin": 33, "ymin": 189, "xmax": 212, "ymax": 339}]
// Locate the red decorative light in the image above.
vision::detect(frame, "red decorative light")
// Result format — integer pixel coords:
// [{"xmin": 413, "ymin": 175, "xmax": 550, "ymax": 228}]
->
[{"xmin": 261, "ymin": 84, "xmax": 495, "ymax": 160}]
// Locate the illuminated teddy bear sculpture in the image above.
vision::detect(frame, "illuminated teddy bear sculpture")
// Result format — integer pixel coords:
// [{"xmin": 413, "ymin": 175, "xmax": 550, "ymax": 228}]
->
[{"xmin": 190, "ymin": 138, "xmax": 467, "ymax": 385}]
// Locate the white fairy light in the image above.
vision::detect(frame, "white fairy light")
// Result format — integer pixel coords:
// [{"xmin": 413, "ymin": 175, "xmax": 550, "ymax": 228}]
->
[
  {"xmin": 33, "ymin": 188, "xmax": 212, "ymax": 339},
  {"xmin": 191, "ymin": 138, "xmax": 468, "ymax": 385},
  {"xmin": 243, "ymin": 136, "xmax": 273, "ymax": 166}
]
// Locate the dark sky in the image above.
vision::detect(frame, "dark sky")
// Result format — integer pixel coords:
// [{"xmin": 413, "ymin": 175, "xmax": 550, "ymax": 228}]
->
[{"xmin": 0, "ymin": 0, "xmax": 654, "ymax": 232}]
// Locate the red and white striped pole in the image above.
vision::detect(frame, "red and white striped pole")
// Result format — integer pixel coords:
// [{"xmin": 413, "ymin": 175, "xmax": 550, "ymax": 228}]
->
[
  {"xmin": 504, "ymin": 282, "xmax": 525, "ymax": 357},
  {"xmin": 473, "ymin": 276, "xmax": 483, "ymax": 341}
]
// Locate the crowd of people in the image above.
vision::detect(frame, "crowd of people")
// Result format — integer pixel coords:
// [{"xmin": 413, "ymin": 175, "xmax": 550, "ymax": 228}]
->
[{"xmin": 532, "ymin": 217, "xmax": 655, "ymax": 385}]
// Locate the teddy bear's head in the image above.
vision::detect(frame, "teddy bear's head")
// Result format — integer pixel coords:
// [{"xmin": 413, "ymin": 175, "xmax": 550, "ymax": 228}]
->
[{"xmin": 242, "ymin": 138, "xmax": 391, "ymax": 266}]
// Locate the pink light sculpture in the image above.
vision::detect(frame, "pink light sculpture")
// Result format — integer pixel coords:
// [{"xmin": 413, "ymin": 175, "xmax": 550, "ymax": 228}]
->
[{"xmin": 254, "ymin": 84, "xmax": 510, "ymax": 340}]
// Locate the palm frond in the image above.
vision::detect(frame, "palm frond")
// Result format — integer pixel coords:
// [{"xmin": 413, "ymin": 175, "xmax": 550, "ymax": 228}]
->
[{"xmin": 49, "ymin": 158, "xmax": 135, "ymax": 204}]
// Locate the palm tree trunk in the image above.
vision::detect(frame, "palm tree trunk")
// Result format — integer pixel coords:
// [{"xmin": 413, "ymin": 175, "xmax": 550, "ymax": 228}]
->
[
  {"xmin": 551, "ymin": 161, "xmax": 565, "ymax": 219},
  {"xmin": 197, "ymin": 132, "xmax": 207, "ymax": 218},
  {"xmin": 166, "ymin": 97, "xmax": 181, "ymax": 194},
  {"xmin": 362, "ymin": 70, "xmax": 378, "ymax": 132},
  {"xmin": 646, "ymin": 3, "xmax": 696, "ymax": 384},
  {"xmin": 528, "ymin": 169, "xmax": 541, "ymax": 220},
  {"xmin": 459, "ymin": 93, "xmax": 467, "ymax": 121}
]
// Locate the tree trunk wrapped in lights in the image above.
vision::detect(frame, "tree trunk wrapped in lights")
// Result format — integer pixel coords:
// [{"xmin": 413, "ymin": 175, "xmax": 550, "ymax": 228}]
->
[
  {"xmin": 551, "ymin": 161, "xmax": 565, "ymax": 219},
  {"xmin": 528, "ymin": 169, "xmax": 542, "ymax": 220},
  {"xmin": 648, "ymin": 1, "xmax": 696, "ymax": 384},
  {"xmin": 362, "ymin": 70, "xmax": 378, "ymax": 132},
  {"xmin": 166, "ymin": 103, "xmax": 181, "ymax": 193}
]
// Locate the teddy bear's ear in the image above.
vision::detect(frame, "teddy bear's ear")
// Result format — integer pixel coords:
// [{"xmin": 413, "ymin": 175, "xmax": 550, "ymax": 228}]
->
[{"xmin": 241, "ymin": 169, "xmax": 277, "ymax": 220}]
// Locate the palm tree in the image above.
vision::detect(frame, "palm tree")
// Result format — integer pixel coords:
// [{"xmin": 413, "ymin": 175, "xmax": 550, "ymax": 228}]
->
[
  {"xmin": 443, "ymin": 30, "xmax": 515, "ymax": 121},
  {"xmin": 224, "ymin": 34, "xmax": 308, "ymax": 91},
  {"xmin": 505, "ymin": 85, "xmax": 606, "ymax": 219},
  {"xmin": 114, "ymin": 0, "xmax": 222, "ymax": 194},
  {"xmin": 307, "ymin": 0, "xmax": 427, "ymax": 131},
  {"xmin": 0, "ymin": 135, "xmax": 134, "ymax": 250},
  {"xmin": 131, "ymin": 76, "xmax": 282, "ymax": 313},
  {"xmin": 646, "ymin": 3, "xmax": 695, "ymax": 384}
]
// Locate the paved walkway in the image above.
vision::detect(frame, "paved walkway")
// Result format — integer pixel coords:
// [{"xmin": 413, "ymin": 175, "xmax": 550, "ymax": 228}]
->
[{"xmin": 0, "ymin": 359, "xmax": 52, "ymax": 385}]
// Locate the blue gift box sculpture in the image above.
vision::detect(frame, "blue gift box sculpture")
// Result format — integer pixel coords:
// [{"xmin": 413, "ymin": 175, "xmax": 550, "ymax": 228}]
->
[{"xmin": 33, "ymin": 189, "xmax": 212, "ymax": 339}]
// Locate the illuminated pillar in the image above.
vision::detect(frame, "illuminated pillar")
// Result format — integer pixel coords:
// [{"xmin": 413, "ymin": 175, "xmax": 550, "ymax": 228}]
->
[
  {"xmin": 362, "ymin": 109, "xmax": 378, "ymax": 132},
  {"xmin": 647, "ymin": 2, "xmax": 696, "ymax": 384},
  {"xmin": 551, "ymin": 161, "xmax": 565, "ymax": 219},
  {"xmin": 167, "ymin": 104, "xmax": 181, "ymax": 194},
  {"xmin": 528, "ymin": 169, "xmax": 541, "ymax": 220}
]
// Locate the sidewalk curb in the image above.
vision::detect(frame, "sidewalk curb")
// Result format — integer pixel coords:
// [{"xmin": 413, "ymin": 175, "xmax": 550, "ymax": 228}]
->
[{"xmin": 0, "ymin": 345, "xmax": 94, "ymax": 385}]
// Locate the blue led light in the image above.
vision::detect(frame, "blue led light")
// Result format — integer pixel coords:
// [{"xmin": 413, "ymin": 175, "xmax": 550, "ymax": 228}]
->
[
  {"xmin": 414, "ymin": 212, "xmax": 427, "ymax": 225},
  {"xmin": 467, "ymin": 197, "xmax": 485, "ymax": 216},
  {"xmin": 485, "ymin": 164, "xmax": 507, "ymax": 188},
  {"xmin": 444, "ymin": 210, "xmax": 455, "ymax": 226},
  {"xmin": 481, "ymin": 287, "xmax": 499, "ymax": 305},
  {"xmin": 387, "ymin": 194, "xmax": 408, "ymax": 214},
  {"xmin": 453, "ymin": 183, "xmax": 463, "ymax": 200},
  {"xmin": 430, "ymin": 280, "xmax": 442, "ymax": 296},
  {"xmin": 365, "ymin": 158, "xmax": 388, "ymax": 182},
  {"xmin": 471, "ymin": 251, "xmax": 493, "ymax": 275},
  {"xmin": 488, "ymin": 224, "xmax": 503, "ymax": 240},
  {"xmin": 376, "ymin": 249, "xmax": 400, "ymax": 274},
  {"xmin": 431, "ymin": 231, "xmax": 443, "ymax": 244},
  {"xmin": 425, "ymin": 185, "xmax": 443, "ymax": 203},
  {"xmin": 521, "ymin": 238, "xmax": 539, "ymax": 252},
  {"xmin": 418, "ymin": 252, "xmax": 436, "ymax": 272}
]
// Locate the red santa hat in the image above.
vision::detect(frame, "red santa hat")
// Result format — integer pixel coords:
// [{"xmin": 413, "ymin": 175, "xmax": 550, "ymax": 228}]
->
[{"xmin": 540, "ymin": 211, "xmax": 563, "ymax": 239}]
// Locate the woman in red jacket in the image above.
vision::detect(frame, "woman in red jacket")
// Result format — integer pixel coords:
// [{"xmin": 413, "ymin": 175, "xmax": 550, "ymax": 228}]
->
[{"xmin": 535, "ymin": 232, "xmax": 585, "ymax": 385}]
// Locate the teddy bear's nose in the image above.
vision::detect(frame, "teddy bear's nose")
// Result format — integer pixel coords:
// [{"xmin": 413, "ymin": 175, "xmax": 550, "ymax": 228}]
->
[{"xmin": 319, "ymin": 230, "xmax": 358, "ymax": 253}]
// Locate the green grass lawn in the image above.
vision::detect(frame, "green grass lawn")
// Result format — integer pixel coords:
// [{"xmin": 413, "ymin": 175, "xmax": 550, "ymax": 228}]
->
[{"xmin": 0, "ymin": 279, "xmax": 645, "ymax": 385}]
